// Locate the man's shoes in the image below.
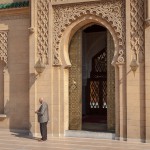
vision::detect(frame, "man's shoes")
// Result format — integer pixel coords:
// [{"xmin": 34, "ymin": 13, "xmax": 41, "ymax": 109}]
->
[
  {"xmin": 38, "ymin": 138, "xmax": 47, "ymax": 142},
  {"xmin": 38, "ymin": 138, "xmax": 43, "ymax": 141}
]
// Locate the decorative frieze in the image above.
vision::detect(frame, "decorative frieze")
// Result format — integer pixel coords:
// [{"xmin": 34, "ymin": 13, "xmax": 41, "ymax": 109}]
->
[
  {"xmin": 53, "ymin": 0, "xmax": 125, "ymax": 65},
  {"xmin": 37, "ymin": 0, "xmax": 49, "ymax": 64}
]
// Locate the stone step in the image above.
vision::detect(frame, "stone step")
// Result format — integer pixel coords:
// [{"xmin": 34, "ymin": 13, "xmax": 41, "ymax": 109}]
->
[
  {"xmin": 65, "ymin": 130, "xmax": 115, "ymax": 140},
  {"xmin": 82, "ymin": 122, "xmax": 107, "ymax": 131}
]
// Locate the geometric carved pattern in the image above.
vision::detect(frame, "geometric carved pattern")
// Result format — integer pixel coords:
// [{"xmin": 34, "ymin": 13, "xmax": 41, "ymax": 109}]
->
[
  {"xmin": 130, "ymin": 0, "xmax": 144, "ymax": 62},
  {"xmin": 90, "ymin": 81, "xmax": 100, "ymax": 109},
  {"xmin": 88, "ymin": 48, "xmax": 107, "ymax": 111},
  {"xmin": 94, "ymin": 49, "xmax": 107, "ymax": 73},
  {"xmin": 53, "ymin": 0, "xmax": 125, "ymax": 65},
  {"xmin": 37, "ymin": 0, "xmax": 49, "ymax": 64},
  {"xmin": 91, "ymin": 49, "xmax": 107, "ymax": 79},
  {"xmin": 101, "ymin": 80, "xmax": 107, "ymax": 108},
  {"xmin": 0, "ymin": 32, "xmax": 8, "ymax": 64}
]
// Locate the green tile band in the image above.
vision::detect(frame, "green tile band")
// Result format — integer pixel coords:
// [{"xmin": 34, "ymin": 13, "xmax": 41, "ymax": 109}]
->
[{"xmin": 0, "ymin": 1, "xmax": 29, "ymax": 9}]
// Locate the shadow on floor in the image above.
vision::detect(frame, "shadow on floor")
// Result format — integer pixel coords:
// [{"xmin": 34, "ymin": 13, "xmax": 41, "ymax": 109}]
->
[{"xmin": 10, "ymin": 131, "xmax": 40, "ymax": 141}]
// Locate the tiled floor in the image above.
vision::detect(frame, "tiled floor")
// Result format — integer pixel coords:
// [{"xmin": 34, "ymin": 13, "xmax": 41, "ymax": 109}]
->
[{"xmin": 0, "ymin": 131, "xmax": 150, "ymax": 150}]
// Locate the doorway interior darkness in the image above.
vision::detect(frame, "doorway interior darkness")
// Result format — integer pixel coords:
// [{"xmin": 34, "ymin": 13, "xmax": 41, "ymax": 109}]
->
[
  {"xmin": 69, "ymin": 24, "xmax": 115, "ymax": 132},
  {"xmin": 82, "ymin": 24, "xmax": 108, "ymax": 132}
]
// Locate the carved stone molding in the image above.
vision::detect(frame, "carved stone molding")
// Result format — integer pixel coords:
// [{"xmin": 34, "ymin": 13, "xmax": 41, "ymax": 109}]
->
[
  {"xmin": 130, "ymin": 0, "xmax": 144, "ymax": 64},
  {"xmin": 51, "ymin": 0, "xmax": 100, "ymax": 5},
  {"xmin": 53, "ymin": 0, "xmax": 125, "ymax": 66},
  {"xmin": 0, "ymin": 31, "xmax": 8, "ymax": 64},
  {"xmin": 0, "ymin": 7, "xmax": 30, "ymax": 18},
  {"xmin": 0, "ymin": 14, "xmax": 29, "ymax": 21},
  {"xmin": 37, "ymin": 0, "xmax": 49, "ymax": 64}
]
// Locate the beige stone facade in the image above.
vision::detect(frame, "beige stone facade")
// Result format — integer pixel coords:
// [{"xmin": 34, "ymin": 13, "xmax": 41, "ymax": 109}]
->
[{"xmin": 0, "ymin": 0, "xmax": 150, "ymax": 143}]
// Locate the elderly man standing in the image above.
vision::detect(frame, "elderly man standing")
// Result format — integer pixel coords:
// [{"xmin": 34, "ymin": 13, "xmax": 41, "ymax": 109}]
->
[{"xmin": 35, "ymin": 97, "xmax": 49, "ymax": 141}]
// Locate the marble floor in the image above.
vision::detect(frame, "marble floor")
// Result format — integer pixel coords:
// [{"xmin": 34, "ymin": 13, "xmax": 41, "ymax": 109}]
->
[{"xmin": 0, "ymin": 131, "xmax": 150, "ymax": 150}]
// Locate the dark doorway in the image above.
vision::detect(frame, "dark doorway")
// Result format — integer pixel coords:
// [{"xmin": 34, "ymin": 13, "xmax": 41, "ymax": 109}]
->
[{"xmin": 82, "ymin": 25, "xmax": 108, "ymax": 131}]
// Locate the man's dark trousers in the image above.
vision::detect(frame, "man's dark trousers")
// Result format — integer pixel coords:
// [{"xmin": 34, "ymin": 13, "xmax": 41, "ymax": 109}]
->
[{"xmin": 40, "ymin": 122, "xmax": 48, "ymax": 140}]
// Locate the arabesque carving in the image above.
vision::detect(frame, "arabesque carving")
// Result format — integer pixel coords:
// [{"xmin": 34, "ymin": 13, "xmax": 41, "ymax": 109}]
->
[
  {"xmin": 130, "ymin": 0, "xmax": 144, "ymax": 63},
  {"xmin": 53, "ymin": 0, "xmax": 125, "ymax": 65},
  {"xmin": 0, "ymin": 32, "xmax": 8, "ymax": 64},
  {"xmin": 37, "ymin": 0, "xmax": 49, "ymax": 64}
]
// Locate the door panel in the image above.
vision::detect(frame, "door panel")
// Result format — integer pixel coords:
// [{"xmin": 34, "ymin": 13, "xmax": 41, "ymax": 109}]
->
[
  {"xmin": 69, "ymin": 30, "xmax": 82, "ymax": 130},
  {"xmin": 86, "ymin": 48, "xmax": 107, "ymax": 116}
]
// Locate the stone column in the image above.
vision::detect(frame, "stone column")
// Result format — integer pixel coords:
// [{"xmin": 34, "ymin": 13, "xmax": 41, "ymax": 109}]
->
[
  {"xmin": 139, "ymin": 57, "xmax": 145, "ymax": 142},
  {"xmin": 4, "ymin": 67, "xmax": 9, "ymax": 116},
  {"xmin": 145, "ymin": 20, "xmax": 150, "ymax": 143},
  {"xmin": 115, "ymin": 65, "xmax": 120, "ymax": 140},
  {"xmin": 118, "ymin": 64, "xmax": 127, "ymax": 141},
  {"xmin": 29, "ymin": 0, "xmax": 37, "ymax": 136}
]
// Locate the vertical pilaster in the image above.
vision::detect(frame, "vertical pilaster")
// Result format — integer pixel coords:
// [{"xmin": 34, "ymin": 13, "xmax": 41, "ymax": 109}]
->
[
  {"xmin": 52, "ymin": 67, "xmax": 60, "ymax": 136},
  {"xmin": 4, "ymin": 67, "xmax": 9, "ymax": 115},
  {"xmin": 29, "ymin": 0, "xmax": 51, "ymax": 137},
  {"xmin": 127, "ymin": 0, "xmax": 145, "ymax": 142},
  {"xmin": 145, "ymin": 0, "xmax": 150, "ymax": 143},
  {"xmin": 139, "ymin": 60, "xmax": 145, "ymax": 142},
  {"xmin": 119, "ymin": 64, "xmax": 127, "ymax": 141},
  {"xmin": 145, "ymin": 22, "xmax": 150, "ymax": 143},
  {"xmin": 115, "ymin": 65, "xmax": 120, "ymax": 140},
  {"xmin": 29, "ymin": 0, "xmax": 37, "ymax": 136}
]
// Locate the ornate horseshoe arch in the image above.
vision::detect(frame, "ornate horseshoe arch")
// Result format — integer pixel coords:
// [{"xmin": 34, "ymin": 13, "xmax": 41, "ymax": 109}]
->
[
  {"xmin": 52, "ymin": 0, "xmax": 125, "ymax": 132},
  {"xmin": 52, "ymin": 0, "xmax": 126, "ymax": 66},
  {"xmin": 60, "ymin": 15, "xmax": 120, "ymax": 68}
]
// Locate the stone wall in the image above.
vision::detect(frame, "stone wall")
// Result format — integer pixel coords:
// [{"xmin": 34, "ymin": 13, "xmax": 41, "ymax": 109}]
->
[{"xmin": 0, "ymin": 11, "xmax": 30, "ymax": 130}]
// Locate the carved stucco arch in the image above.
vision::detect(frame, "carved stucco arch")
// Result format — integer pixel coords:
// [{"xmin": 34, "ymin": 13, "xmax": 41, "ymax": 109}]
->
[
  {"xmin": 59, "ymin": 15, "xmax": 119, "ymax": 68},
  {"xmin": 52, "ymin": 0, "xmax": 125, "ymax": 66}
]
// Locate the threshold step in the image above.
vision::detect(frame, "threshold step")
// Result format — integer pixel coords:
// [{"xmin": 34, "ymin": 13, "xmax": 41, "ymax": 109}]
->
[{"xmin": 65, "ymin": 130, "xmax": 115, "ymax": 139}]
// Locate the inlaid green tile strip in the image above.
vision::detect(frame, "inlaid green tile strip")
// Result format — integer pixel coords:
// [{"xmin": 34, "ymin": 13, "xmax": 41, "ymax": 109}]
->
[{"xmin": 0, "ymin": 1, "xmax": 29, "ymax": 9}]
